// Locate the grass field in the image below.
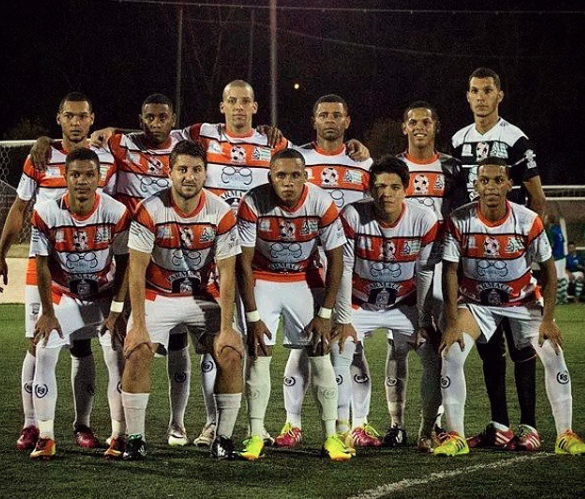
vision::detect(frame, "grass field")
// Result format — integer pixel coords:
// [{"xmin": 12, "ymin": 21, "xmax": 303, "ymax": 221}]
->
[{"xmin": 0, "ymin": 303, "xmax": 584, "ymax": 499}]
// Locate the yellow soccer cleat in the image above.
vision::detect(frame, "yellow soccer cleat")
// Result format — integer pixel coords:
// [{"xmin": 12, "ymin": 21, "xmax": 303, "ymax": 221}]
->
[
  {"xmin": 555, "ymin": 430, "xmax": 585, "ymax": 455},
  {"xmin": 321, "ymin": 434, "xmax": 354, "ymax": 462},
  {"xmin": 30, "ymin": 438, "xmax": 56, "ymax": 460},
  {"xmin": 433, "ymin": 432, "xmax": 470, "ymax": 457},
  {"xmin": 240, "ymin": 435, "xmax": 265, "ymax": 461}
]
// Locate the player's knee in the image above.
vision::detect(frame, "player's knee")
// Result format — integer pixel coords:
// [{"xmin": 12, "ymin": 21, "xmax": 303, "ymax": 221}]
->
[
  {"xmin": 168, "ymin": 331, "xmax": 188, "ymax": 351},
  {"xmin": 70, "ymin": 338, "xmax": 93, "ymax": 358},
  {"xmin": 476, "ymin": 336, "xmax": 506, "ymax": 362},
  {"xmin": 509, "ymin": 342, "xmax": 537, "ymax": 363},
  {"xmin": 216, "ymin": 345, "xmax": 242, "ymax": 372},
  {"xmin": 27, "ymin": 340, "xmax": 37, "ymax": 356}
]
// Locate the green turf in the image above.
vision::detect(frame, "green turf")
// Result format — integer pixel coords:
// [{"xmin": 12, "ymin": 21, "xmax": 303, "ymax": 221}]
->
[{"xmin": 0, "ymin": 303, "xmax": 584, "ymax": 498}]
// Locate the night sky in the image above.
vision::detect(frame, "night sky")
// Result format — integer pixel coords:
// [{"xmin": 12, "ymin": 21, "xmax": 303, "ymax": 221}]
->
[{"xmin": 3, "ymin": 0, "xmax": 585, "ymax": 184}]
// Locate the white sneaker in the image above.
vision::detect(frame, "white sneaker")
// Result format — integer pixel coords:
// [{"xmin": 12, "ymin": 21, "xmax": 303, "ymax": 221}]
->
[
  {"xmin": 193, "ymin": 423, "xmax": 216, "ymax": 447},
  {"xmin": 167, "ymin": 425, "xmax": 189, "ymax": 447}
]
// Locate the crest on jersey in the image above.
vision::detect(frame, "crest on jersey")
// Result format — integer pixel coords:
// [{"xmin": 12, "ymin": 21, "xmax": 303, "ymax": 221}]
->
[
  {"xmin": 55, "ymin": 230, "xmax": 65, "ymax": 244},
  {"xmin": 401, "ymin": 240, "xmax": 420, "ymax": 256},
  {"xmin": 208, "ymin": 140, "xmax": 222, "ymax": 154},
  {"xmin": 300, "ymin": 219, "xmax": 318, "ymax": 236},
  {"xmin": 252, "ymin": 146, "xmax": 271, "ymax": 162},
  {"xmin": 199, "ymin": 227, "xmax": 216, "ymax": 243},
  {"xmin": 434, "ymin": 174, "xmax": 445, "ymax": 192},
  {"xmin": 506, "ymin": 236, "xmax": 525, "ymax": 254},
  {"xmin": 146, "ymin": 156, "xmax": 164, "ymax": 173},
  {"xmin": 94, "ymin": 226, "xmax": 111, "ymax": 243},
  {"xmin": 279, "ymin": 220, "xmax": 296, "ymax": 240},
  {"xmin": 230, "ymin": 145, "xmax": 247, "ymax": 164},
  {"xmin": 483, "ymin": 236, "xmax": 500, "ymax": 257},
  {"xmin": 344, "ymin": 170, "xmax": 362, "ymax": 185},
  {"xmin": 73, "ymin": 230, "xmax": 89, "ymax": 251},
  {"xmin": 476, "ymin": 142, "xmax": 490, "ymax": 160},
  {"xmin": 413, "ymin": 174, "xmax": 430, "ymax": 195},
  {"xmin": 381, "ymin": 240, "xmax": 396, "ymax": 260},
  {"xmin": 490, "ymin": 142, "xmax": 508, "ymax": 159},
  {"xmin": 179, "ymin": 226, "xmax": 195, "ymax": 248},
  {"xmin": 321, "ymin": 167, "xmax": 339, "ymax": 186}
]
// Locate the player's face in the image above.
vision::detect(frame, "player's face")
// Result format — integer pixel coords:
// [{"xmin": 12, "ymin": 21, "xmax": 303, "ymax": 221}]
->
[
  {"xmin": 402, "ymin": 108, "xmax": 436, "ymax": 149},
  {"xmin": 568, "ymin": 243, "xmax": 576, "ymax": 254},
  {"xmin": 312, "ymin": 102, "xmax": 350, "ymax": 142},
  {"xmin": 169, "ymin": 154, "xmax": 206, "ymax": 200},
  {"xmin": 269, "ymin": 158, "xmax": 307, "ymax": 207},
  {"xmin": 474, "ymin": 164, "xmax": 512, "ymax": 208},
  {"xmin": 371, "ymin": 172, "xmax": 406, "ymax": 221},
  {"xmin": 66, "ymin": 159, "xmax": 100, "ymax": 203},
  {"xmin": 220, "ymin": 85, "xmax": 258, "ymax": 133},
  {"xmin": 467, "ymin": 77, "xmax": 503, "ymax": 119},
  {"xmin": 57, "ymin": 101, "xmax": 94, "ymax": 144},
  {"xmin": 140, "ymin": 103, "xmax": 176, "ymax": 144}
]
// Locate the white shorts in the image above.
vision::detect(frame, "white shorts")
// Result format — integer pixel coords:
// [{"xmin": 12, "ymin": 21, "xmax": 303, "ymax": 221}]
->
[
  {"xmin": 254, "ymin": 279, "xmax": 323, "ymax": 348},
  {"xmin": 568, "ymin": 270, "xmax": 584, "ymax": 281},
  {"xmin": 36, "ymin": 293, "xmax": 112, "ymax": 349},
  {"xmin": 351, "ymin": 303, "xmax": 418, "ymax": 342},
  {"xmin": 461, "ymin": 302, "xmax": 543, "ymax": 349},
  {"xmin": 555, "ymin": 258, "xmax": 566, "ymax": 279},
  {"xmin": 128, "ymin": 294, "xmax": 221, "ymax": 349},
  {"xmin": 25, "ymin": 285, "xmax": 42, "ymax": 338}
]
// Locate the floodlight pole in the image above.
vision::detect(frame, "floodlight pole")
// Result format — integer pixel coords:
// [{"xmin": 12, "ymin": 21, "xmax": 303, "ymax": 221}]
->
[{"xmin": 269, "ymin": 0, "xmax": 277, "ymax": 126}]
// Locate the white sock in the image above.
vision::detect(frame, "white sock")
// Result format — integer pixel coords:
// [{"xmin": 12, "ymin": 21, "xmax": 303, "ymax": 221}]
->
[
  {"xmin": 350, "ymin": 342, "xmax": 372, "ymax": 429},
  {"xmin": 331, "ymin": 341, "xmax": 356, "ymax": 433},
  {"xmin": 417, "ymin": 341, "xmax": 442, "ymax": 437},
  {"xmin": 385, "ymin": 339, "xmax": 409, "ymax": 428},
  {"xmin": 282, "ymin": 348, "xmax": 309, "ymax": 428},
  {"xmin": 215, "ymin": 393, "xmax": 242, "ymax": 438},
  {"xmin": 533, "ymin": 337, "xmax": 573, "ymax": 435},
  {"xmin": 21, "ymin": 351, "xmax": 36, "ymax": 427},
  {"xmin": 441, "ymin": 334, "xmax": 474, "ymax": 436},
  {"xmin": 309, "ymin": 355, "xmax": 338, "ymax": 437},
  {"xmin": 122, "ymin": 391, "xmax": 150, "ymax": 438},
  {"xmin": 101, "ymin": 341, "xmax": 126, "ymax": 437},
  {"xmin": 33, "ymin": 347, "xmax": 61, "ymax": 439},
  {"xmin": 246, "ymin": 356, "xmax": 272, "ymax": 436},
  {"xmin": 71, "ymin": 353, "xmax": 95, "ymax": 428},
  {"xmin": 167, "ymin": 345, "xmax": 191, "ymax": 429},
  {"xmin": 200, "ymin": 354, "xmax": 217, "ymax": 426}
]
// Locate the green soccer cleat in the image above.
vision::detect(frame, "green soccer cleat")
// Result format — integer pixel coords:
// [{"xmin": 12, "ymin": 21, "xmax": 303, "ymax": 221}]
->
[
  {"xmin": 240, "ymin": 435, "xmax": 265, "ymax": 461},
  {"xmin": 555, "ymin": 430, "xmax": 585, "ymax": 455},
  {"xmin": 433, "ymin": 432, "xmax": 470, "ymax": 457},
  {"xmin": 321, "ymin": 434, "xmax": 354, "ymax": 462}
]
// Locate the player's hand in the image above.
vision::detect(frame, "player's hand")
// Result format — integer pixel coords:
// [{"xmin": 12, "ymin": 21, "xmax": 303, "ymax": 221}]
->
[
  {"xmin": 345, "ymin": 139, "xmax": 370, "ymax": 162},
  {"xmin": 100, "ymin": 312, "xmax": 127, "ymax": 351},
  {"xmin": 33, "ymin": 313, "xmax": 63, "ymax": 346},
  {"xmin": 332, "ymin": 323, "xmax": 357, "ymax": 353},
  {"xmin": 0, "ymin": 255, "xmax": 8, "ymax": 293},
  {"xmin": 539, "ymin": 318, "xmax": 563, "ymax": 354},
  {"xmin": 257, "ymin": 125, "xmax": 283, "ymax": 148},
  {"xmin": 123, "ymin": 323, "xmax": 155, "ymax": 359},
  {"xmin": 307, "ymin": 315, "xmax": 332, "ymax": 356},
  {"xmin": 439, "ymin": 325, "xmax": 465, "ymax": 353},
  {"xmin": 90, "ymin": 127, "xmax": 116, "ymax": 148},
  {"xmin": 30, "ymin": 136, "xmax": 52, "ymax": 171},
  {"xmin": 414, "ymin": 325, "xmax": 439, "ymax": 350},
  {"xmin": 246, "ymin": 319, "xmax": 272, "ymax": 359},
  {"xmin": 215, "ymin": 326, "xmax": 245, "ymax": 359}
]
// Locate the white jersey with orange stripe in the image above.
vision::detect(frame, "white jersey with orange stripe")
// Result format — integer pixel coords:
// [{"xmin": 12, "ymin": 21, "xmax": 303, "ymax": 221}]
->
[
  {"xmin": 443, "ymin": 200, "xmax": 552, "ymax": 307},
  {"xmin": 128, "ymin": 188, "xmax": 241, "ymax": 299},
  {"xmin": 296, "ymin": 142, "xmax": 371, "ymax": 209},
  {"xmin": 178, "ymin": 123, "xmax": 289, "ymax": 210},
  {"xmin": 338, "ymin": 199, "xmax": 438, "ymax": 316},
  {"xmin": 30, "ymin": 192, "xmax": 131, "ymax": 301},
  {"xmin": 237, "ymin": 182, "xmax": 346, "ymax": 284}
]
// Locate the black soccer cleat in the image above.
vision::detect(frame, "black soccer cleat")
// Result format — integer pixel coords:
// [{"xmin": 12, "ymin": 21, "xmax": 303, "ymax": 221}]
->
[
  {"xmin": 383, "ymin": 425, "xmax": 408, "ymax": 448},
  {"xmin": 123, "ymin": 434, "xmax": 147, "ymax": 461},
  {"xmin": 210, "ymin": 435, "xmax": 239, "ymax": 460}
]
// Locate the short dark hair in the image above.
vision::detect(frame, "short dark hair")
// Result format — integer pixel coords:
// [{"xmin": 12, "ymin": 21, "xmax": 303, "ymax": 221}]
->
[
  {"xmin": 59, "ymin": 92, "xmax": 92, "ymax": 113},
  {"xmin": 369, "ymin": 155, "xmax": 409, "ymax": 190},
  {"xmin": 169, "ymin": 140, "xmax": 207, "ymax": 169},
  {"xmin": 142, "ymin": 93, "xmax": 174, "ymax": 112},
  {"xmin": 312, "ymin": 94, "xmax": 349, "ymax": 115},
  {"xmin": 270, "ymin": 148, "xmax": 306, "ymax": 168},
  {"xmin": 402, "ymin": 100, "xmax": 439, "ymax": 124},
  {"xmin": 65, "ymin": 147, "xmax": 100, "ymax": 173},
  {"xmin": 477, "ymin": 156, "xmax": 510, "ymax": 177},
  {"xmin": 469, "ymin": 67, "xmax": 501, "ymax": 90}
]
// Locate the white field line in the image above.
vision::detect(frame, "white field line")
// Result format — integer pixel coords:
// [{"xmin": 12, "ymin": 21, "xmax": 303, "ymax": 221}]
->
[{"xmin": 347, "ymin": 453, "xmax": 551, "ymax": 499}]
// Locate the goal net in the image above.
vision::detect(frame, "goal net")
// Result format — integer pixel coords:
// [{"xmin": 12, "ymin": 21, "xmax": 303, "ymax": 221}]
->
[{"xmin": 544, "ymin": 186, "xmax": 585, "ymax": 251}]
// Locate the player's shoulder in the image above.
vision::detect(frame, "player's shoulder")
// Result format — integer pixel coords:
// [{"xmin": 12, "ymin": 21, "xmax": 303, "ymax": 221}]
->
[
  {"xmin": 342, "ymin": 198, "xmax": 374, "ymax": 222},
  {"xmin": 404, "ymin": 198, "xmax": 438, "ymax": 221},
  {"xmin": 202, "ymin": 188, "xmax": 234, "ymax": 214},
  {"xmin": 98, "ymin": 192, "xmax": 128, "ymax": 216},
  {"xmin": 496, "ymin": 118, "xmax": 528, "ymax": 142},
  {"xmin": 508, "ymin": 200, "xmax": 539, "ymax": 223},
  {"xmin": 450, "ymin": 200, "xmax": 478, "ymax": 221},
  {"xmin": 451, "ymin": 123, "xmax": 475, "ymax": 146},
  {"xmin": 33, "ymin": 197, "xmax": 60, "ymax": 220}
]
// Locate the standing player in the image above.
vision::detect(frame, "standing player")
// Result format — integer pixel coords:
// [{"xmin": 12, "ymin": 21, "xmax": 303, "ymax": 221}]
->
[
  {"xmin": 545, "ymin": 214, "xmax": 568, "ymax": 304},
  {"xmin": 275, "ymin": 94, "xmax": 376, "ymax": 450},
  {"xmin": 435, "ymin": 158, "xmax": 585, "ymax": 456},
  {"xmin": 385, "ymin": 101, "xmax": 466, "ymax": 451},
  {"xmin": 566, "ymin": 242, "xmax": 584, "ymax": 302},
  {"xmin": 121, "ymin": 140, "xmax": 244, "ymax": 460},
  {"xmin": 451, "ymin": 68, "xmax": 547, "ymax": 450},
  {"xmin": 335, "ymin": 156, "xmax": 440, "ymax": 455},
  {"xmin": 0, "ymin": 92, "xmax": 116, "ymax": 452},
  {"xmin": 29, "ymin": 148, "xmax": 130, "ymax": 460},
  {"xmin": 236, "ymin": 148, "xmax": 352, "ymax": 461}
]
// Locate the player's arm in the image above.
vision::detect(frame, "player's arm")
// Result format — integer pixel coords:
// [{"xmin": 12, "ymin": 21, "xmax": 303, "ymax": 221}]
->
[
  {"xmin": 334, "ymin": 236, "xmax": 358, "ymax": 352},
  {"xmin": 0, "ymin": 197, "xmax": 29, "ymax": 291},
  {"xmin": 90, "ymin": 127, "xmax": 138, "ymax": 148},
  {"xmin": 440, "ymin": 260, "xmax": 465, "ymax": 352},
  {"xmin": 214, "ymin": 255, "xmax": 244, "ymax": 359},
  {"xmin": 33, "ymin": 255, "xmax": 63, "ymax": 345},
  {"xmin": 29, "ymin": 136, "xmax": 54, "ymax": 170},
  {"xmin": 523, "ymin": 175, "xmax": 546, "ymax": 219},
  {"xmin": 538, "ymin": 257, "xmax": 563, "ymax": 353},
  {"xmin": 345, "ymin": 139, "xmax": 370, "ymax": 162},
  {"xmin": 101, "ymin": 253, "xmax": 130, "ymax": 346}
]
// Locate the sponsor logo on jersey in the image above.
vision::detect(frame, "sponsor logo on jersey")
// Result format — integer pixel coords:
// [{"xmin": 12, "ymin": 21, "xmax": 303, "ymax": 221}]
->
[
  {"xmin": 278, "ymin": 220, "xmax": 296, "ymax": 240},
  {"xmin": 94, "ymin": 226, "xmax": 111, "ymax": 243},
  {"xmin": 55, "ymin": 230, "xmax": 65, "ymax": 243},
  {"xmin": 158, "ymin": 225, "xmax": 173, "ymax": 240},
  {"xmin": 259, "ymin": 219, "xmax": 271, "ymax": 232},
  {"xmin": 483, "ymin": 236, "xmax": 500, "ymax": 257},
  {"xmin": 73, "ymin": 230, "xmax": 89, "ymax": 251},
  {"xmin": 208, "ymin": 140, "xmax": 222, "ymax": 154},
  {"xmin": 300, "ymin": 219, "xmax": 319, "ymax": 236},
  {"xmin": 462, "ymin": 144, "xmax": 472, "ymax": 157},
  {"xmin": 525, "ymin": 149, "xmax": 537, "ymax": 169},
  {"xmin": 476, "ymin": 142, "xmax": 490, "ymax": 160},
  {"xmin": 344, "ymin": 170, "xmax": 363, "ymax": 184},
  {"xmin": 200, "ymin": 227, "xmax": 216, "ymax": 243},
  {"xmin": 413, "ymin": 174, "xmax": 430, "ymax": 194},
  {"xmin": 252, "ymin": 146, "xmax": 272, "ymax": 162},
  {"xmin": 45, "ymin": 166, "xmax": 62, "ymax": 178},
  {"xmin": 401, "ymin": 240, "xmax": 421, "ymax": 256},
  {"xmin": 506, "ymin": 236, "xmax": 525, "ymax": 253},
  {"xmin": 321, "ymin": 167, "xmax": 339, "ymax": 186},
  {"xmin": 490, "ymin": 141, "xmax": 509, "ymax": 159},
  {"xmin": 230, "ymin": 145, "xmax": 247, "ymax": 164}
]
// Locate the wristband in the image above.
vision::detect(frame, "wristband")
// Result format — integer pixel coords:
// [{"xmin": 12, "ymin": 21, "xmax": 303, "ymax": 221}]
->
[
  {"xmin": 246, "ymin": 310, "xmax": 261, "ymax": 323},
  {"xmin": 110, "ymin": 301, "xmax": 124, "ymax": 313},
  {"xmin": 317, "ymin": 307, "xmax": 332, "ymax": 319}
]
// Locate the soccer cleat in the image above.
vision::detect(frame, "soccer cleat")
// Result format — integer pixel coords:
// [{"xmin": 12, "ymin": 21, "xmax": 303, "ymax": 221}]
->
[
  {"xmin": 104, "ymin": 436, "xmax": 126, "ymax": 459},
  {"xmin": 507, "ymin": 425, "xmax": 542, "ymax": 452},
  {"xmin": 74, "ymin": 424, "xmax": 99, "ymax": 449},
  {"xmin": 262, "ymin": 427, "xmax": 275, "ymax": 447},
  {"xmin": 239, "ymin": 435, "xmax": 265, "ymax": 461},
  {"xmin": 466, "ymin": 422, "xmax": 514, "ymax": 449},
  {"xmin": 210, "ymin": 435, "xmax": 239, "ymax": 460},
  {"xmin": 555, "ymin": 430, "xmax": 585, "ymax": 455},
  {"xmin": 383, "ymin": 425, "xmax": 407, "ymax": 448},
  {"xmin": 346, "ymin": 424, "xmax": 383, "ymax": 448},
  {"xmin": 433, "ymin": 432, "xmax": 470, "ymax": 456},
  {"xmin": 30, "ymin": 438, "xmax": 56, "ymax": 460},
  {"xmin": 193, "ymin": 423, "xmax": 216, "ymax": 448},
  {"xmin": 321, "ymin": 434, "xmax": 353, "ymax": 462},
  {"xmin": 417, "ymin": 433, "xmax": 442, "ymax": 453},
  {"xmin": 17, "ymin": 426, "xmax": 39, "ymax": 450},
  {"xmin": 167, "ymin": 425, "xmax": 189, "ymax": 447},
  {"xmin": 434, "ymin": 424, "xmax": 449, "ymax": 442},
  {"xmin": 274, "ymin": 422, "xmax": 303, "ymax": 448},
  {"xmin": 123, "ymin": 434, "xmax": 147, "ymax": 461}
]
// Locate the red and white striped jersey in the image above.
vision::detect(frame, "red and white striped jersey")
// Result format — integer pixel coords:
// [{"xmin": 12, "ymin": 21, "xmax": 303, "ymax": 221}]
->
[
  {"xmin": 443, "ymin": 200, "xmax": 551, "ymax": 307},
  {"xmin": 178, "ymin": 123, "xmax": 289, "ymax": 210},
  {"xmin": 340, "ymin": 199, "xmax": 438, "ymax": 311},
  {"xmin": 128, "ymin": 188, "xmax": 240, "ymax": 298},
  {"xmin": 296, "ymin": 142, "xmax": 371, "ymax": 209},
  {"xmin": 108, "ymin": 132, "xmax": 181, "ymax": 214},
  {"xmin": 30, "ymin": 193, "xmax": 130, "ymax": 301},
  {"xmin": 237, "ymin": 182, "xmax": 346, "ymax": 284}
]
